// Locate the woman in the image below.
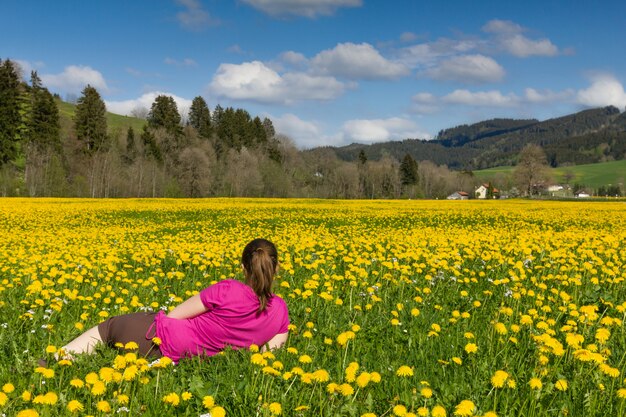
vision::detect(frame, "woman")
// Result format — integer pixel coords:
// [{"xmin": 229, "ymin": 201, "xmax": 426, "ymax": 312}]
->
[{"xmin": 52, "ymin": 238, "xmax": 289, "ymax": 363}]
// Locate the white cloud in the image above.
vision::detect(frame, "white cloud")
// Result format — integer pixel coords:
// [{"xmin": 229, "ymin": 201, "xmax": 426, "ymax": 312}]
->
[
  {"xmin": 412, "ymin": 85, "xmax": 576, "ymax": 113},
  {"xmin": 426, "ymin": 54, "xmax": 505, "ymax": 83},
  {"xmin": 342, "ymin": 117, "xmax": 430, "ymax": 143},
  {"xmin": 442, "ymin": 89, "xmax": 519, "ymax": 106},
  {"xmin": 400, "ymin": 32, "xmax": 418, "ymax": 43},
  {"xmin": 502, "ymin": 34, "xmax": 558, "ymax": 58},
  {"xmin": 524, "ymin": 87, "xmax": 574, "ymax": 103},
  {"xmin": 175, "ymin": 0, "xmax": 219, "ymax": 30},
  {"xmin": 41, "ymin": 65, "xmax": 108, "ymax": 93},
  {"xmin": 482, "ymin": 19, "xmax": 559, "ymax": 57},
  {"xmin": 482, "ymin": 19, "xmax": 523, "ymax": 35},
  {"xmin": 272, "ymin": 113, "xmax": 329, "ymax": 147},
  {"xmin": 397, "ymin": 38, "xmax": 479, "ymax": 68},
  {"xmin": 311, "ymin": 42, "xmax": 409, "ymax": 80},
  {"xmin": 577, "ymin": 74, "xmax": 626, "ymax": 109},
  {"xmin": 105, "ymin": 91, "xmax": 193, "ymax": 118},
  {"xmin": 280, "ymin": 51, "xmax": 308, "ymax": 66},
  {"xmin": 164, "ymin": 57, "xmax": 197, "ymax": 67},
  {"xmin": 209, "ymin": 61, "xmax": 346, "ymax": 104},
  {"xmin": 241, "ymin": 0, "xmax": 362, "ymax": 18}
]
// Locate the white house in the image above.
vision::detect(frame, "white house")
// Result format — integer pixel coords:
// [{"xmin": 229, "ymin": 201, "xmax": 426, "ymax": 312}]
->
[{"xmin": 447, "ymin": 191, "xmax": 469, "ymax": 200}]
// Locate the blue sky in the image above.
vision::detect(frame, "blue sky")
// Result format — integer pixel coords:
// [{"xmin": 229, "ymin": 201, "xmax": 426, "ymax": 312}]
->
[{"xmin": 3, "ymin": 0, "xmax": 626, "ymax": 148}]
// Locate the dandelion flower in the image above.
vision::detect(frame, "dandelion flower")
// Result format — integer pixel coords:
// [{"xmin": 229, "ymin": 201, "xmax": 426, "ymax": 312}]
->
[
  {"xmin": 203, "ymin": 395, "xmax": 215, "ymax": 409},
  {"xmin": 421, "ymin": 387, "xmax": 433, "ymax": 398},
  {"xmin": 97, "ymin": 400, "xmax": 111, "ymax": 413},
  {"xmin": 210, "ymin": 406, "xmax": 226, "ymax": 417},
  {"xmin": 491, "ymin": 370, "xmax": 509, "ymax": 388},
  {"xmin": 67, "ymin": 400, "xmax": 84, "ymax": 413},
  {"xmin": 2, "ymin": 383, "xmax": 15, "ymax": 393},
  {"xmin": 432, "ymin": 407, "xmax": 447, "ymax": 417},
  {"xmin": 616, "ymin": 388, "xmax": 626, "ymax": 399},
  {"xmin": 393, "ymin": 405, "xmax": 408, "ymax": 416},
  {"xmin": 555, "ymin": 379, "xmax": 568, "ymax": 391},
  {"xmin": 0, "ymin": 392, "xmax": 7, "ymax": 407},
  {"xmin": 529, "ymin": 378, "xmax": 542, "ymax": 390},
  {"xmin": 16, "ymin": 410, "xmax": 40, "ymax": 417},
  {"xmin": 453, "ymin": 400, "xmax": 475, "ymax": 416},
  {"xmin": 464, "ymin": 343, "xmax": 478, "ymax": 354},
  {"xmin": 338, "ymin": 383, "xmax": 355, "ymax": 396},
  {"xmin": 396, "ymin": 365, "xmax": 414, "ymax": 377},
  {"xmin": 269, "ymin": 402, "xmax": 282, "ymax": 415}
]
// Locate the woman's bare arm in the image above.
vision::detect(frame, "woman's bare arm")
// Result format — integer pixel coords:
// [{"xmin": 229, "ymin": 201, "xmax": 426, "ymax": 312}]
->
[
  {"xmin": 166, "ymin": 293, "xmax": 208, "ymax": 319},
  {"xmin": 262, "ymin": 332, "xmax": 289, "ymax": 351}
]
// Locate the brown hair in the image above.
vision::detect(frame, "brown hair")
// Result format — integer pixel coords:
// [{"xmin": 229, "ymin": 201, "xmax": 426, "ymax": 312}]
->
[{"xmin": 241, "ymin": 238, "xmax": 279, "ymax": 313}]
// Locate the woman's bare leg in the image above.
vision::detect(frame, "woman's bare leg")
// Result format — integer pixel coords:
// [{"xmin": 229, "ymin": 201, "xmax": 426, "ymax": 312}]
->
[{"xmin": 61, "ymin": 325, "xmax": 103, "ymax": 356}]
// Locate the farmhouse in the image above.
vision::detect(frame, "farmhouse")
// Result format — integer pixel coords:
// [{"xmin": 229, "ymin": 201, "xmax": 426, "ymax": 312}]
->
[
  {"xmin": 475, "ymin": 183, "xmax": 499, "ymax": 199},
  {"xmin": 447, "ymin": 191, "xmax": 469, "ymax": 200}
]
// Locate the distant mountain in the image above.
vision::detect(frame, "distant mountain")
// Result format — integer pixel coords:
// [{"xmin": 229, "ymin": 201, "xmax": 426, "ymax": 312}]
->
[{"xmin": 306, "ymin": 106, "xmax": 626, "ymax": 170}]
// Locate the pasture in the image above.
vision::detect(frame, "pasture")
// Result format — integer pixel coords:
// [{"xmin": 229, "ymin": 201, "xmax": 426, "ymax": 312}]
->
[{"xmin": 0, "ymin": 198, "xmax": 625, "ymax": 417}]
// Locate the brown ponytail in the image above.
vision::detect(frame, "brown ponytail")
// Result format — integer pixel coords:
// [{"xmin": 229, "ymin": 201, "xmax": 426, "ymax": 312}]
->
[{"xmin": 241, "ymin": 239, "xmax": 278, "ymax": 313}]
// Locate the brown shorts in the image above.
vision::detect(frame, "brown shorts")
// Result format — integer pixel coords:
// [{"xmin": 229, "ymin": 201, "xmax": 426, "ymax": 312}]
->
[{"xmin": 98, "ymin": 312, "xmax": 162, "ymax": 358}]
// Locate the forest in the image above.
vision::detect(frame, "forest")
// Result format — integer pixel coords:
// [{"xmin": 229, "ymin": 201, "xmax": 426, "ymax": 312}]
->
[{"xmin": 1, "ymin": 58, "xmax": 625, "ymax": 199}]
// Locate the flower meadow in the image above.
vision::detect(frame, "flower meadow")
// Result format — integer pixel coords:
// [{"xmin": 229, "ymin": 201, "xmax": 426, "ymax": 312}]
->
[{"xmin": 1, "ymin": 198, "xmax": 626, "ymax": 417}]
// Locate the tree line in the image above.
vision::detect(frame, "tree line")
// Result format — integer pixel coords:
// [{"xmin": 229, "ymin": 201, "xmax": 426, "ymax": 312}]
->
[{"xmin": 4, "ymin": 58, "xmax": 615, "ymax": 199}]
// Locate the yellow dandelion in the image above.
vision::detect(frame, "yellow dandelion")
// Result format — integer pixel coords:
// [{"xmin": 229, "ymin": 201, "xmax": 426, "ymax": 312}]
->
[
  {"xmin": 356, "ymin": 372, "xmax": 371, "ymax": 388},
  {"xmin": 394, "ymin": 405, "xmax": 408, "ymax": 416},
  {"xmin": 210, "ymin": 406, "xmax": 226, "ymax": 417},
  {"xmin": 421, "ymin": 387, "xmax": 433, "ymax": 398},
  {"xmin": 67, "ymin": 400, "xmax": 84, "ymax": 413},
  {"xmin": 453, "ymin": 400, "xmax": 475, "ymax": 416},
  {"xmin": 2, "ymin": 383, "xmax": 15, "ymax": 393},
  {"xmin": 338, "ymin": 383, "xmax": 355, "ymax": 396},
  {"xmin": 269, "ymin": 402, "xmax": 282, "ymax": 415},
  {"xmin": 203, "ymin": 395, "xmax": 215, "ymax": 409},
  {"xmin": 0, "ymin": 392, "xmax": 7, "ymax": 407},
  {"xmin": 616, "ymin": 388, "xmax": 626, "ymax": 399},
  {"xmin": 163, "ymin": 392, "xmax": 180, "ymax": 406},
  {"xmin": 555, "ymin": 379, "xmax": 568, "ymax": 391},
  {"xmin": 529, "ymin": 378, "xmax": 542, "ymax": 390},
  {"xmin": 97, "ymin": 400, "xmax": 111, "ymax": 413},
  {"xmin": 464, "ymin": 343, "xmax": 478, "ymax": 354},
  {"xmin": 396, "ymin": 365, "xmax": 414, "ymax": 377},
  {"xmin": 432, "ymin": 406, "xmax": 447, "ymax": 417},
  {"xmin": 16, "ymin": 410, "xmax": 39, "ymax": 417}
]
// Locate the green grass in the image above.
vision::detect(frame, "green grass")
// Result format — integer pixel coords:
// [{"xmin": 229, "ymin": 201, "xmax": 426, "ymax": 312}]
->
[
  {"xmin": 57, "ymin": 99, "xmax": 146, "ymax": 137},
  {"xmin": 475, "ymin": 160, "xmax": 626, "ymax": 188}
]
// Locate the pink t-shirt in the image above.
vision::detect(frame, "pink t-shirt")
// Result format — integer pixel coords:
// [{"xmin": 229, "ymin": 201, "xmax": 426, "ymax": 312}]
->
[{"xmin": 155, "ymin": 279, "xmax": 290, "ymax": 362}]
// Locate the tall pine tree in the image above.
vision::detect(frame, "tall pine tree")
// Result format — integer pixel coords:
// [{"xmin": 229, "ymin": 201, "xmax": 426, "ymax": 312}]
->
[
  {"xmin": 74, "ymin": 85, "xmax": 108, "ymax": 152},
  {"xmin": 147, "ymin": 95, "xmax": 182, "ymax": 135},
  {"xmin": 188, "ymin": 96, "xmax": 212, "ymax": 138},
  {"xmin": 400, "ymin": 153, "xmax": 419, "ymax": 186},
  {"xmin": 0, "ymin": 59, "xmax": 22, "ymax": 164},
  {"xmin": 28, "ymin": 71, "xmax": 60, "ymax": 151}
]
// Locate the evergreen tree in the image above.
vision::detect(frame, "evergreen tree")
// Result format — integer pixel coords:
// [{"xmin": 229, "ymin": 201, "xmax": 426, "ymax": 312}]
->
[
  {"xmin": 358, "ymin": 149, "xmax": 367, "ymax": 165},
  {"xmin": 125, "ymin": 126, "xmax": 136, "ymax": 163},
  {"xmin": 399, "ymin": 153, "xmax": 419, "ymax": 186},
  {"xmin": 28, "ymin": 71, "xmax": 60, "ymax": 151},
  {"xmin": 147, "ymin": 95, "xmax": 181, "ymax": 135},
  {"xmin": 212, "ymin": 104, "xmax": 224, "ymax": 127},
  {"xmin": 141, "ymin": 125, "xmax": 162, "ymax": 163},
  {"xmin": 262, "ymin": 117, "xmax": 275, "ymax": 139},
  {"xmin": 251, "ymin": 116, "xmax": 267, "ymax": 144},
  {"xmin": 74, "ymin": 85, "xmax": 108, "ymax": 152},
  {"xmin": 188, "ymin": 96, "xmax": 212, "ymax": 138},
  {"xmin": 0, "ymin": 59, "xmax": 22, "ymax": 164}
]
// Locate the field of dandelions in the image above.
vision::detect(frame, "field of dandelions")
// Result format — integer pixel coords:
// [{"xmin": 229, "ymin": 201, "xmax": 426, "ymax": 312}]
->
[{"xmin": 1, "ymin": 198, "xmax": 626, "ymax": 417}]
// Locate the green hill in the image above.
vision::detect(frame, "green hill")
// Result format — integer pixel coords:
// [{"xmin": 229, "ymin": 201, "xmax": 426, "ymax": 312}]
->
[
  {"xmin": 57, "ymin": 99, "xmax": 146, "ymax": 137},
  {"xmin": 475, "ymin": 160, "xmax": 626, "ymax": 188}
]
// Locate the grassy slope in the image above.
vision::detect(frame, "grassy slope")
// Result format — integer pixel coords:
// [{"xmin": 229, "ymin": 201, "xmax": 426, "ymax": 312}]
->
[
  {"xmin": 475, "ymin": 160, "xmax": 626, "ymax": 188},
  {"xmin": 57, "ymin": 100, "xmax": 146, "ymax": 137}
]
